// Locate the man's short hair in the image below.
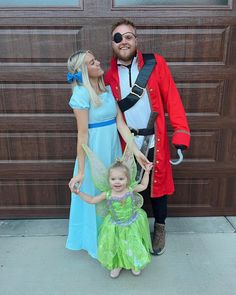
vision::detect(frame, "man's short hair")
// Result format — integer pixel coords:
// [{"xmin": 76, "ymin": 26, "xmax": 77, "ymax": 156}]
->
[{"xmin": 111, "ymin": 18, "xmax": 136, "ymax": 35}]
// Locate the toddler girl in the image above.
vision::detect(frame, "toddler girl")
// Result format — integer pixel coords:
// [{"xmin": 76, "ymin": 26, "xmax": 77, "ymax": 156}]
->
[{"xmin": 74, "ymin": 146, "xmax": 152, "ymax": 278}]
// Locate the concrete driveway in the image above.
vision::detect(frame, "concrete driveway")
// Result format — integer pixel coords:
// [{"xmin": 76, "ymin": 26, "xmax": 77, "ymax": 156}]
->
[{"xmin": 0, "ymin": 217, "xmax": 236, "ymax": 295}]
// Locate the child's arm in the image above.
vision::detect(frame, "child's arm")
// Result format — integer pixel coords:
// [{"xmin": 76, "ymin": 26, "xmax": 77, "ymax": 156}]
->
[
  {"xmin": 77, "ymin": 190, "xmax": 106, "ymax": 204},
  {"xmin": 134, "ymin": 163, "xmax": 153, "ymax": 193}
]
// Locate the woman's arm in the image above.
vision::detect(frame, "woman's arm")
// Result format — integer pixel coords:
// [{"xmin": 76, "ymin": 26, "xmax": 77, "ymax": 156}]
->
[
  {"xmin": 77, "ymin": 191, "xmax": 106, "ymax": 204},
  {"xmin": 68, "ymin": 109, "xmax": 88, "ymax": 193},
  {"xmin": 116, "ymin": 105, "xmax": 150, "ymax": 169}
]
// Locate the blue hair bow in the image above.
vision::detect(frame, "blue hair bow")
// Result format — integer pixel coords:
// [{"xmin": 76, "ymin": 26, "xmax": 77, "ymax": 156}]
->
[{"xmin": 67, "ymin": 71, "xmax": 83, "ymax": 83}]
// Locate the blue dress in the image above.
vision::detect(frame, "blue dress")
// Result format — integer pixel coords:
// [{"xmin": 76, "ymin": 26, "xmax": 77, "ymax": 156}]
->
[{"xmin": 66, "ymin": 85, "xmax": 122, "ymax": 259}]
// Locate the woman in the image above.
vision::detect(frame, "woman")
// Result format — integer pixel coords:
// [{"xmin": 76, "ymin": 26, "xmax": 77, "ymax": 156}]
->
[{"xmin": 66, "ymin": 50, "xmax": 149, "ymax": 259}]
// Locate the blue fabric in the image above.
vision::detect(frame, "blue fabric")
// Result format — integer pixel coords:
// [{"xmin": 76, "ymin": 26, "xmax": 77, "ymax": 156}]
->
[
  {"xmin": 88, "ymin": 118, "xmax": 116, "ymax": 129},
  {"xmin": 69, "ymin": 86, "xmax": 89, "ymax": 110},
  {"xmin": 66, "ymin": 86, "xmax": 122, "ymax": 259},
  {"xmin": 67, "ymin": 71, "xmax": 83, "ymax": 83}
]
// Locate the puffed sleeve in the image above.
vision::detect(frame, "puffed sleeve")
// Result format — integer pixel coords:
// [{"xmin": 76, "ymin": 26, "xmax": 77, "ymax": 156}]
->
[{"xmin": 69, "ymin": 86, "xmax": 90, "ymax": 109}]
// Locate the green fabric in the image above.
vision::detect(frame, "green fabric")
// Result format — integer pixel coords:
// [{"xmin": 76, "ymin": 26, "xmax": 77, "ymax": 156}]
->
[
  {"xmin": 82, "ymin": 141, "xmax": 152, "ymax": 270},
  {"xmin": 98, "ymin": 192, "xmax": 152, "ymax": 271}
]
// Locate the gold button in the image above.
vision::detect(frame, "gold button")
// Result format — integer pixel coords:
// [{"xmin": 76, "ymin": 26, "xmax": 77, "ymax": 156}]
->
[
  {"xmin": 157, "ymin": 149, "xmax": 159, "ymax": 152},
  {"xmin": 156, "ymin": 160, "xmax": 159, "ymax": 164}
]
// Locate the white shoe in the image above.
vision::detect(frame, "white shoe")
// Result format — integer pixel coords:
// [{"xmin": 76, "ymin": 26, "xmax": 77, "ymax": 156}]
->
[
  {"xmin": 131, "ymin": 269, "xmax": 141, "ymax": 276},
  {"xmin": 110, "ymin": 268, "xmax": 122, "ymax": 278}
]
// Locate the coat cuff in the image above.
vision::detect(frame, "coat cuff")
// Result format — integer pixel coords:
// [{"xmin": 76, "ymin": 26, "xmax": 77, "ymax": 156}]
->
[{"xmin": 172, "ymin": 130, "xmax": 190, "ymax": 148}]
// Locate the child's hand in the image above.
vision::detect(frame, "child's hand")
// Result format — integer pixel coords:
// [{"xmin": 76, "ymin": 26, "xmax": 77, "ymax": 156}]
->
[
  {"xmin": 68, "ymin": 174, "xmax": 83, "ymax": 195},
  {"xmin": 73, "ymin": 182, "xmax": 80, "ymax": 195},
  {"xmin": 145, "ymin": 162, "xmax": 153, "ymax": 172}
]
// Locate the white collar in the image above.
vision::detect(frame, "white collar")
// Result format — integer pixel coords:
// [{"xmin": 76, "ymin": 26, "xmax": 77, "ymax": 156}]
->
[{"xmin": 117, "ymin": 55, "xmax": 138, "ymax": 67}]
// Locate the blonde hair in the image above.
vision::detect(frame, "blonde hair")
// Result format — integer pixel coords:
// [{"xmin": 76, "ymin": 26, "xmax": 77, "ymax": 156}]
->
[
  {"xmin": 108, "ymin": 161, "xmax": 131, "ymax": 185},
  {"xmin": 67, "ymin": 50, "xmax": 106, "ymax": 107}
]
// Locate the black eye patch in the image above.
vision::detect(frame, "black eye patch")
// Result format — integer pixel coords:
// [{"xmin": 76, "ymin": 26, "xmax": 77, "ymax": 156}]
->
[{"xmin": 113, "ymin": 33, "xmax": 123, "ymax": 44}]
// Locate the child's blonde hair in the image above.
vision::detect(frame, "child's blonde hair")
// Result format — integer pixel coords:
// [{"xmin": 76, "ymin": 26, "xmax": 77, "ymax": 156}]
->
[
  {"xmin": 67, "ymin": 50, "xmax": 106, "ymax": 107},
  {"xmin": 108, "ymin": 161, "xmax": 131, "ymax": 185}
]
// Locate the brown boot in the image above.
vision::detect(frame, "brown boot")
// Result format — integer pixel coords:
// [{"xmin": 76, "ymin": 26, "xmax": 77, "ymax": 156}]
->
[{"xmin": 151, "ymin": 222, "xmax": 166, "ymax": 256}]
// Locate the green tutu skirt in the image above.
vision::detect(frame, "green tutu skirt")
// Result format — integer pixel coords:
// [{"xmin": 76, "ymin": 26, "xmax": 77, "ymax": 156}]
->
[{"xmin": 98, "ymin": 208, "xmax": 152, "ymax": 271}]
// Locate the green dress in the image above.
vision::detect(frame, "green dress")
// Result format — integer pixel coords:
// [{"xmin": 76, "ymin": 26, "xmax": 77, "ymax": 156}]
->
[{"xmin": 98, "ymin": 191, "xmax": 152, "ymax": 271}]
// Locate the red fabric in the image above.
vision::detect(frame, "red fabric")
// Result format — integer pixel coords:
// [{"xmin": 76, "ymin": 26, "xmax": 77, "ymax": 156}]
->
[{"xmin": 105, "ymin": 50, "xmax": 190, "ymax": 198}]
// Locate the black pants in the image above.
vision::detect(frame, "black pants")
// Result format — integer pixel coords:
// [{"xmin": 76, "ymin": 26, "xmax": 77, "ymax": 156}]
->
[{"xmin": 140, "ymin": 147, "xmax": 167, "ymax": 225}]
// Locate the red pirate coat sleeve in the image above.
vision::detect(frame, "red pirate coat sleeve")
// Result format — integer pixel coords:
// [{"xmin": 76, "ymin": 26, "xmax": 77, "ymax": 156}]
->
[{"xmin": 155, "ymin": 55, "xmax": 190, "ymax": 148}]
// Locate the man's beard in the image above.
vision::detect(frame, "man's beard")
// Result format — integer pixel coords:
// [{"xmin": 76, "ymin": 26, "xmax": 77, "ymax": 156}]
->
[{"xmin": 113, "ymin": 48, "xmax": 137, "ymax": 62}]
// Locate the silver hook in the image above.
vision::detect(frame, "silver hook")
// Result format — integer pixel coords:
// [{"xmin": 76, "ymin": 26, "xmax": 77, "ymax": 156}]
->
[{"xmin": 170, "ymin": 149, "xmax": 183, "ymax": 165}]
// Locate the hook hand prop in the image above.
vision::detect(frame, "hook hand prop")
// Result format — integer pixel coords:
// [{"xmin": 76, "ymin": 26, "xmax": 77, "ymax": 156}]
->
[{"xmin": 170, "ymin": 149, "xmax": 183, "ymax": 165}]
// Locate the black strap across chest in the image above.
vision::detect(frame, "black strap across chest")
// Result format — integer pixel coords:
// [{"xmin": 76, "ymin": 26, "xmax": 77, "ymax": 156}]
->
[{"xmin": 117, "ymin": 53, "xmax": 156, "ymax": 113}]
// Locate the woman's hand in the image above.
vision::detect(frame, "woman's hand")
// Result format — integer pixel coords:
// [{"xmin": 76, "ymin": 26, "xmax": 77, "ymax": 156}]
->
[
  {"xmin": 144, "ymin": 162, "xmax": 153, "ymax": 173},
  {"xmin": 68, "ymin": 172, "xmax": 84, "ymax": 195},
  {"xmin": 134, "ymin": 150, "xmax": 151, "ymax": 170}
]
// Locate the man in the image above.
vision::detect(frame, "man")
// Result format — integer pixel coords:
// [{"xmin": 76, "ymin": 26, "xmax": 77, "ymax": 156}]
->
[{"xmin": 105, "ymin": 19, "xmax": 190, "ymax": 255}]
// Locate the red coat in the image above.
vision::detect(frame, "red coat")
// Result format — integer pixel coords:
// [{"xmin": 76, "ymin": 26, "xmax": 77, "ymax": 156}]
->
[{"xmin": 105, "ymin": 50, "xmax": 190, "ymax": 198}]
